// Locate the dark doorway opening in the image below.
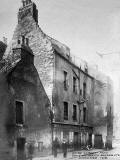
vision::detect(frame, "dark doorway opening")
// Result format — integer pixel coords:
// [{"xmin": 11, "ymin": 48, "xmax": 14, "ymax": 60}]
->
[
  {"xmin": 74, "ymin": 132, "xmax": 79, "ymax": 150},
  {"xmin": 88, "ymin": 134, "xmax": 92, "ymax": 147},
  {"xmin": 94, "ymin": 134, "xmax": 103, "ymax": 149},
  {"xmin": 17, "ymin": 137, "xmax": 26, "ymax": 160}
]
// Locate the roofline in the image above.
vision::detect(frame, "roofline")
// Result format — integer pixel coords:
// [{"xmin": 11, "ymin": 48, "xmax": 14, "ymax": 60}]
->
[{"xmin": 54, "ymin": 49, "xmax": 94, "ymax": 80}]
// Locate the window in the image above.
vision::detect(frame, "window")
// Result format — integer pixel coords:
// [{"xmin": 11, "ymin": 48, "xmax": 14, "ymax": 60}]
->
[
  {"xmin": 73, "ymin": 77, "xmax": 77, "ymax": 93},
  {"xmin": 83, "ymin": 83, "xmax": 86, "ymax": 99},
  {"xmin": 15, "ymin": 101, "xmax": 24, "ymax": 125},
  {"xmin": 64, "ymin": 102, "xmax": 68, "ymax": 120},
  {"xmin": 83, "ymin": 107, "xmax": 87, "ymax": 123},
  {"xmin": 64, "ymin": 71, "xmax": 68, "ymax": 90},
  {"xmin": 73, "ymin": 105, "xmax": 77, "ymax": 121},
  {"xmin": 85, "ymin": 68, "xmax": 88, "ymax": 73},
  {"xmin": 80, "ymin": 89, "xmax": 82, "ymax": 96},
  {"xmin": 79, "ymin": 109, "xmax": 81, "ymax": 123}
]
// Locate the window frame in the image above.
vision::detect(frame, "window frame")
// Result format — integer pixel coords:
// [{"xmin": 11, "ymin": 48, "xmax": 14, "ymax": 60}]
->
[
  {"xmin": 73, "ymin": 104, "xmax": 77, "ymax": 121},
  {"xmin": 15, "ymin": 100, "xmax": 25, "ymax": 125},
  {"xmin": 83, "ymin": 82, "xmax": 86, "ymax": 99},
  {"xmin": 73, "ymin": 76, "xmax": 77, "ymax": 93},
  {"xmin": 63, "ymin": 70, "xmax": 68, "ymax": 91},
  {"xmin": 83, "ymin": 107, "xmax": 87, "ymax": 123},
  {"xmin": 63, "ymin": 101, "xmax": 68, "ymax": 120}
]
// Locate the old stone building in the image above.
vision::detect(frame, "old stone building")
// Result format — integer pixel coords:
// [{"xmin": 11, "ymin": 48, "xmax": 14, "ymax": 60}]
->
[
  {"xmin": 5, "ymin": 0, "xmax": 95, "ymax": 150},
  {"xmin": 0, "ymin": 39, "xmax": 51, "ymax": 160},
  {"xmin": 0, "ymin": 0, "xmax": 114, "ymax": 159}
]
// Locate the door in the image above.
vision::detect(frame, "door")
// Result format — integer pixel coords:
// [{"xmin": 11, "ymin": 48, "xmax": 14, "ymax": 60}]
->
[
  {"xmin": 94, "ymin": 135, "xmax": 103, "ymax": 149},
  {"xmin": 74, "ymin": 132, "xmax": 78, "ymax": 150},
  {"xmin": 17, "ymin": 138, "xmax": 26, "ymax": 160},
  {"xmin": 88, "ymin": 134, "xmax": 92, "ymax": 147}
]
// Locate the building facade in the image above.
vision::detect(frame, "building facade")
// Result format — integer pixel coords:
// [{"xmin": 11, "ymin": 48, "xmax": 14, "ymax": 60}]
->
[
  {"xmin": 52, "ymin": 50, "xmax": 94, "ymax": 149},
  {"xmin": 0, "ymin": 0, "xmax": 114, "ymax": 159}
]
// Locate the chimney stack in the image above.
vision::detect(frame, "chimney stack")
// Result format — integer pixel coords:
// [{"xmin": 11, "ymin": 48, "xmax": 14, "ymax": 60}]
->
[
  {"xmin": 19, "ymin": 0, "xmax": 38, "ymax": 24},
  {"xmin": 22, "ymin": 0, "xmax": 32, "ymax": 7}
]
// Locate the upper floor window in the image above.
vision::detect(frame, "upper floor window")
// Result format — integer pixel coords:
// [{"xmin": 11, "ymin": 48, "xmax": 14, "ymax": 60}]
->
[
  {"xmin": 15, "ymin": 101, "xmax": 24, "ymax": 125},
  {"xmin": 64, "ymin": 102, "xmax": 68, "ymax": 120},
  {"xmin": 83, "ymin": 83, "xmax": 86, "ymax": 99},
  {"xmin": 73, "ymin": 77, "xmax": 77, "ymax": 93},
  {"xmin": 63, "ymin": 71, "xmax": 68, "ymax": 90},
  {"xmin": 73, "ymin": 105, "xmax": 77, "ymax": 121},
  {"xmin": 80, "ymin": 89, "xmax": 82, "ymax": 96},
  {"xmin": 85, "ymin": 68, "xmax": 88, "ymax": 73},
  {"xmin": 83, "ymin": 107, "xmax": 87, "ymax": 123}
]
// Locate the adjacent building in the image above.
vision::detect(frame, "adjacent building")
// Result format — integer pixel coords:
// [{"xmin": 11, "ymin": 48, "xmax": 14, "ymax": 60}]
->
[
  {"xmin": 0, "ymin": 39, "xmax": 51, "ymax": 160},
  {"xmin": 93, "ymin": 72, "xmax": 113, "ymax": 149}
]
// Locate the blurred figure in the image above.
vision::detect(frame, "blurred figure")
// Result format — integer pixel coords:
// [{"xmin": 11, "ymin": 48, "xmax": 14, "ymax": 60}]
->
[
  {"xmin": 28, "ymin": 143, "xmax": 34, "ymax": 160},
  {"xmin": 62, "ymin": 139, "xmax": 67, "ymax": 158},
  {"xmin": 53, "ymin": 137, "xmax": 59, "ymax": 157}
]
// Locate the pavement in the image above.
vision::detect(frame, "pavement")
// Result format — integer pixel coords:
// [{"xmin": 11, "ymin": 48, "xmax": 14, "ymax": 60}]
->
[
  {"xmin": 33, "ymin": 149, "xmax": 106, "ymax": 160},
  {"xmin": 33, "ymin": 147, "xmax": 120, "ymax": 160}
]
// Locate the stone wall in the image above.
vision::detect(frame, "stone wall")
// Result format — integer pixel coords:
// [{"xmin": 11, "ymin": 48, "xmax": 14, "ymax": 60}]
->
[
  {"xmin": 53, "ymin": 51, "xmax": 94, "ymax": 125},
  {"xmin": 0, "ymin": 73, "xmax": 16, "ymax": 160},
  {"xmin": 4, "ymin": 14, "xmax": 54, "ymax": 106}
]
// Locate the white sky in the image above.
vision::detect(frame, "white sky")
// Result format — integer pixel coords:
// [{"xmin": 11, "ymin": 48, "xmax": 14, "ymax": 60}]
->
[{"xmin": 0, "ymin": 0, "xmax": 120, "ymax": 136}]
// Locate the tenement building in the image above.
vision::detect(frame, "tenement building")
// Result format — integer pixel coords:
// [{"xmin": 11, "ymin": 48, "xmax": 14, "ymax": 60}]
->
[{"xmin": 0, "ymin": 0, "xmax": 113, "ymax": 159}]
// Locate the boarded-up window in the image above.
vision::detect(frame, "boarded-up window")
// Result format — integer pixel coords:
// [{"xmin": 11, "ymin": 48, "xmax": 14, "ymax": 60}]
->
[
  {"xmin": 16, "ymin": 101, "xmax": 24, "ymax": 124},
  {"xmin": 64, "ymin": 102, "xmax": 68, "ymax": 120}
]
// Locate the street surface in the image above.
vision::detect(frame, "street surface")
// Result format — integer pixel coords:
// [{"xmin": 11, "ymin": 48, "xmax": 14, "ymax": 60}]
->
[{"xmin": 33, "ymin": 147, "xmax": 120, "ymax": 160}]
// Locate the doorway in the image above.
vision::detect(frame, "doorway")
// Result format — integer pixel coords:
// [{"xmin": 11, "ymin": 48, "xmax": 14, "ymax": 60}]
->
[
  {"xmin": 94, "ymin": 135, "xmax": 103, "ymax": 149},
  {"xmin": 74, "ymin": 132, "xmax": 78, "ymax": 150},
  {"xmin": 17, "ymin": 137, "xmax": 26, "ymax": 160}
]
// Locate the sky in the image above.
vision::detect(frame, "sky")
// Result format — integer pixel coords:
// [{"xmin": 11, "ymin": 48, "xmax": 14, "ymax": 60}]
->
[
  {"xmin": 1, "ymin": 0, "xmax": 120, "ymax": 136},
  {"xmin": 0, "ymin": 0, "xmax": 120, "ymax": 68}
]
